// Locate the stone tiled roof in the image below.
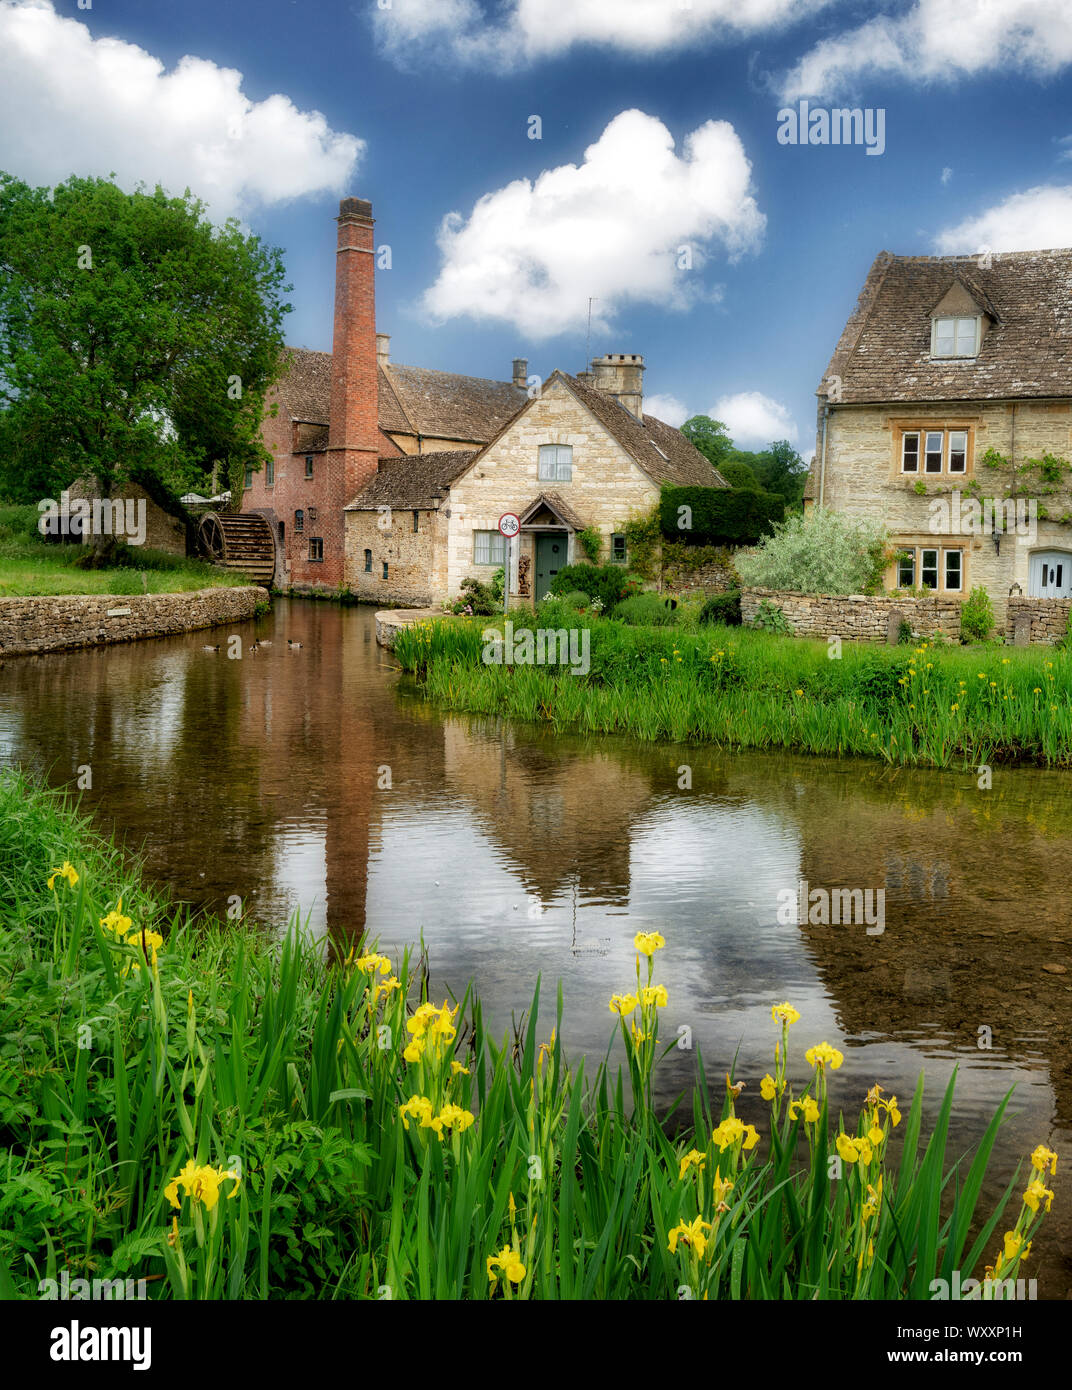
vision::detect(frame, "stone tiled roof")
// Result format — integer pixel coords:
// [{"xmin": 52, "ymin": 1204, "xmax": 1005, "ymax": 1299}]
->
[
  {"xmin": 344, "ymin": 450, "xmax": 478, "ymax": 510},
  {"xmin": 383, "ymin": 364, "xmax": 527, "ymax": 442},
  {"xmin": 556, "ymin": 373, "xmax": 729, "ymax": 488},
  {"xmin": 821, "ymin": 249, "xmax": 1072, "ymax": 403},
  {"xmin": 272, "ymin": 347, "xmax": 525, "ymax": 444}
]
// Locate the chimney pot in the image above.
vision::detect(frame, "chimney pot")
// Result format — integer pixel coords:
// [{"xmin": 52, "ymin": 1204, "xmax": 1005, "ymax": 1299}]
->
[{"xmin": 512, "ymin": 357, "xmax": 528, "ymax": 389}]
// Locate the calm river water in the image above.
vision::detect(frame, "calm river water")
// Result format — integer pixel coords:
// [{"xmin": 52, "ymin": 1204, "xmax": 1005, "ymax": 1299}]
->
[{"xmin": 2, "ymin": 598, "xmax": 1070, "ymax": 1293}]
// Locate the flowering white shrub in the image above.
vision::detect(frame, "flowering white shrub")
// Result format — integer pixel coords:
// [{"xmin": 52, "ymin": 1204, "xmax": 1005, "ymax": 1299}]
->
[{"xmin": 736, "ymin": 509, "xmax": 892, "ymax": 596}]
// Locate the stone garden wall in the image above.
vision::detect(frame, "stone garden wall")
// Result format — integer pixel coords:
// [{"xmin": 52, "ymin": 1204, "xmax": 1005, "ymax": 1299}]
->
[
  {"xmin": 740, "ymin": 587, "xmax": 962, "ymax": 642},
  {"xmin": 1005, "ymin": 596, "xmax": 1072, "ymax": 646},
  {"xmin": 0, "ymin": 586, "xmax": 268, "ymax": 657}
]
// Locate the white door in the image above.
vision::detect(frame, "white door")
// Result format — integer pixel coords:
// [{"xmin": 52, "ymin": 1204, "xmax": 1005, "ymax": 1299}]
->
[{"xmin": 1028, "ymin": 550, "xmax": 1072, "ymax": 597}]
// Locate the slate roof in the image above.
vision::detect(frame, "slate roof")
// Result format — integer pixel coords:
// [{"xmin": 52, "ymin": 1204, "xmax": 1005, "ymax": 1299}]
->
[
  {"xmin": 556, "ymin": 373, "xmax": 729, "ymax": 488},
  {"xmin": 821, "ymin": 249, "xmax": 1072, "ymax": 403},
  {"xmin": 271, "ymin": 347, "xmax": 527, "ymax": 444},
  {"xmin": 344, "ymin": 451, "xmax": 478, "ymax": 511}
]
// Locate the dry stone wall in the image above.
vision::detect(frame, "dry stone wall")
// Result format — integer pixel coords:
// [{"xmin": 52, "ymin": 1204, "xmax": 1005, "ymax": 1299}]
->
[
  {"xmin": 1006, "ymin": 596, "xmax": 1071, "ymax": 645},
  {"xmin": 740, "ymin": 587, "xmax": 961, "ymax": 642},
  {"xmin": 0, "ymin": 586, "xmax": 267, "ymax": 657}
]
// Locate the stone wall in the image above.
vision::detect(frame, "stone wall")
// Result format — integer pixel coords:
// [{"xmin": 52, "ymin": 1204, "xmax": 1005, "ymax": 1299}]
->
[
  {"xmin": 0, "ymin": 586, "xmax": 268, "ymax": 657},
  {"xmin": 659, "ymin": 545, "xmax": 739, "ymax": 595},
  {"xmin": 1006, "ymin": 596, "xmax": 1072, "ymax": 645},
  {"xmin": 740, "ymin": 587, "xmax": 962, "ymax": 642}
]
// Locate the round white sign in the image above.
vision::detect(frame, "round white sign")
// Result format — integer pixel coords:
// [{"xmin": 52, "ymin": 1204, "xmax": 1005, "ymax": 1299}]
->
[{"xmin": 498, "ymin": 512, "xmax": 521, "ymax": 538}]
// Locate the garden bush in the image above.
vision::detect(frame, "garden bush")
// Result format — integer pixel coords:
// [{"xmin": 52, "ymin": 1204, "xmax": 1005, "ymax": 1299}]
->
[
  {"xmin": 699, "ymin": 589, "xmax": 742, "ymax": 626},
  {"xmin": 614, "ymin": 592, "xmax": 677, "ymax": 626},
  {"xmin": 452, "ymin": 569, "xmax": 504, "ymax": 615},
  {"xmin": 549, "ymin": 563, "xmax": 633, "ymax": 613},
  {"xmin": 961, "ymin": 586, "xmax": 995, "ymax": 642},
  {"xmin": 560, "ymin": 589, "xmax": 593, "ymax": 611},
  {"xmin": 736, "ymin": 509, "xmax": 892, "ymax": 596}
]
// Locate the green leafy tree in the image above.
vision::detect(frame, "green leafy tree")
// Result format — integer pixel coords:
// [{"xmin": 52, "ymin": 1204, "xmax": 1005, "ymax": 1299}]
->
[
  {"xmin": 680, "ymin": 415, "xmax": 734, "ymax": 473},
  {"xmin": 749, "ymin": 439, "xmax": 809, "ymax": 509},
  {"xmin": 0, "ymin": 173, "xmax": 290, "ymax": 525}
]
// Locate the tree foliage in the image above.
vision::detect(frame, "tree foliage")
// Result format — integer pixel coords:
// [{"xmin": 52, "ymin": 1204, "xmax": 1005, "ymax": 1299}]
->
[
  {"xmin": 0, "ymin": 173, "xmax": 290, "ymax": 511},
  {"xmin": 659, "ymin": 485, "xmax": 784, "ymax": 546},
  {"xmin": 735, "ymin": 508, "xmax": 893, "ymax": 596}
]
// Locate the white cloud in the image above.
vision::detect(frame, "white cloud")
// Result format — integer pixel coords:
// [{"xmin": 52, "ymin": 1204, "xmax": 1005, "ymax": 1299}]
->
[
  {"xmin": 941, "ymin": 166, "xmax": 953, "ymax": 186},
  {"xmin": 781, "ymin": 0, "xmax": 1072, "ymax": 100},
  {"xmin": 421, "ymin": 109, "xmax": 765, "ymax": 339},
  {"xmin": 934, "ymin": 185, "xmax": 1072, "ymax": 253},
  {"xmin": 375, "ymin": 0, "xmax": 832, "ymax": 72},
  {"xmin": 0, "ymin": 0, "xmax": 362, "ymax": 219},
  {"xmin": 644, "ymin": 393, "xmax": 688, "ymax": 427},
  {"xmin": 712, "ymin": 391, "xmax": 797, "ymax": 448}
]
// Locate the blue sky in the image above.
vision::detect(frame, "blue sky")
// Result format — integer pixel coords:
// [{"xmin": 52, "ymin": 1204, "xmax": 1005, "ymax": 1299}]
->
[{"xmin": 3, "ymin": 0, "xmax": 1072, "ymax": 460}]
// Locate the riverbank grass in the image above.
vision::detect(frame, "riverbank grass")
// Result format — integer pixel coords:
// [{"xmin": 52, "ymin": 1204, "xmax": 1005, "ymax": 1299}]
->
[
  {"xmin": 394, "ymin": 606, "xmax": 1072, "ymax": 768},
  {"xmin": 0, "ymin": 770, "xmax": 1056, "ymax": 1299}
]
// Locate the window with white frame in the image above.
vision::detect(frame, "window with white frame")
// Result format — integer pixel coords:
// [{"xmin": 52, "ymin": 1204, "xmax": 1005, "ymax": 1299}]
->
[
  {"xmin": 932, "ymin": 316, "xmax": 979, "ymax": 358},
  {"xmin": 473, "ymin": 530, "xmax": 506, "ymax": 565},
  {"xmin": 896, "ymin": 544, "xmax": 963, "ymax": 592},
  {"xmin": 901, "ymin": 428, "xmax": 970, "ymax": 475},
  {"xmin": 538, "ymin": 444, "xmax": 573, "ymax": 482}
]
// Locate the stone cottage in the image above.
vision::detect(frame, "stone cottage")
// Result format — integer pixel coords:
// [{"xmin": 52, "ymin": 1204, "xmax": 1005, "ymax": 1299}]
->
[
  {"xmin": 807, "ymin": 248, "xmax": 1072, "ymax": 626},
  {"xmin": 343, "ymin": 359, "xmax": 726, "ymax": 607},
  {"xmin": 244, "ymin": 196, "xmax": 722, "ymax": 600}
]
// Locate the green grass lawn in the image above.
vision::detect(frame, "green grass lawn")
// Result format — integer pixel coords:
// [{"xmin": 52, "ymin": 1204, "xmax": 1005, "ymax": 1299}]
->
[{"xmin": 0, "ymin": 503, "xmax": 246, "ymax": 596}]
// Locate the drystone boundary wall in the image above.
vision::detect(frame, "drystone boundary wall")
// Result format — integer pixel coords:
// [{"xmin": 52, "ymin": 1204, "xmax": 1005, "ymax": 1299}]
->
[
  {"xmin": 740, "ymin": 587, "xmax": 962, "ymax": 643},
  {"xmin": 0, "ymin": 586, "xmax": 268, "ymax": 657},
  {"xmin": 1005, "ymin": 597, "xmax": 1072, "ymax": 646}
]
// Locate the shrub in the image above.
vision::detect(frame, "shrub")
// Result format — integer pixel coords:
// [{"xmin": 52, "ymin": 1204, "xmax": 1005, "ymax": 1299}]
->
[
  {"xmin": 736, "ymin": 510, "xmax": 892, "ymax": 596},
  {"xmin": 659, "ymin": 485, "xmax": 784, "ymax": 547},
  {"xmin": 614, "ymin": 592, "xmax": 677, "ymax": 626},
  {"xmin": 699, "ymin": 589, "xmax": 742, "ymax": 626},
  {"xmin": 961, "ymin": 586, "xmax": 995, "ymax": 642},
  {"xmin": 561, "ymin": 590, "xmax": 592, "ymax": 611},
  {"xmin": 577, "ymin": 526, "xmax": 602, "ymax": 563},
  {"xmin": 549, "ymin": 563, "xmax": 631, "ymax": 613},
  {"xmin": 452, "ymin": 568, "xmax": 504, "ymax": 615},
  {"xmin": 750, "ymin": 598, "xmax": 791, "ymax": 635}
]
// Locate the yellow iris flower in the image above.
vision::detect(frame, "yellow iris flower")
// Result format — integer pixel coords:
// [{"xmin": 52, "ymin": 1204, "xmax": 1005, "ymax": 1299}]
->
[
  {"xmin": 633, "ymin": 932, "xmax": 665, "ymax": 957},
  {"xmin": 47, "ymin": 861, "xmax": 79, "ymax": 891},
  {"xmin": 165, "ymin": 1158, "xmax": 241, "ymax": 1211}
]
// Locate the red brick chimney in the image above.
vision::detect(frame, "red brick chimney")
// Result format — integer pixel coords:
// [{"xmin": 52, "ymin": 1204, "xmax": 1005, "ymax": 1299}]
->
[{"xmin": 327, "ymin": 197, "xmax": 380, "ymax": 501}]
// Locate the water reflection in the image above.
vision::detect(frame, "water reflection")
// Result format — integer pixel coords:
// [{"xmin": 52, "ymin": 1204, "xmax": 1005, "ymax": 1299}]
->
[{"xmin": 1, "ymin": 599, "xmax": 1069, "ymax": 1293}]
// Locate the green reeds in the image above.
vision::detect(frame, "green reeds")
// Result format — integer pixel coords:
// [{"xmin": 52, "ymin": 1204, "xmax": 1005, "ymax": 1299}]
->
[{"xmin": 0, "ymin": 770, "xmax": 1056, "ymax": 1299}]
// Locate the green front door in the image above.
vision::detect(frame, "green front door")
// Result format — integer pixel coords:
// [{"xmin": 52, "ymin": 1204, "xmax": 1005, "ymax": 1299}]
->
[{"xmin": 534, "ymin": 532, "xmax": 566, "ymax": 601}]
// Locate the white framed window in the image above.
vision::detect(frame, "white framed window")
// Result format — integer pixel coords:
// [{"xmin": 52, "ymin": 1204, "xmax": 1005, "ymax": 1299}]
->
[
  {"xmin": 899, "ymin": 427, "xmax": 971, "ymax": 476},
  {"xmin": 538, "ymin": 444, "xmax": 573, "ymax": 482},
  {"xmin": 924, "ymin": 431, "xmax": 944, "ymax": 473},
  {"xmin": 896, "ymin": 545, "xmax": 964, "ymax": 592},
  {"xmin": 901, "ymin": 432, "xmax": 920, "ymax": 473},
  {"xmin": 920, "ymin": 548, "xmax": 939, "ymax": 589},
  {"xmin": 944, "ymin": 549, "xmax": 963, "ymax": 591},
  {"xmin": 473, "ymin": 530, "xmax": 506, "ymax": 565},
  {"xmin": 948, "ymin": 430, "xmax": 967, "ymax": 474},
  {"xmin": 897, "ymin": 550, "xmax": 915, "ymax": 587},
  {"xmin": 932, "ymin": 316, "xmax": 979, "ymax": 358}
]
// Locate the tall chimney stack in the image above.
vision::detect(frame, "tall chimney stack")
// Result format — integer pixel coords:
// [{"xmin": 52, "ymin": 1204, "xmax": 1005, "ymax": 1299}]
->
[
  {"xmin": 512, "ymin": 357, "xmax": 528, "ymax": 389},
  {"xmin": 327, "ymin": 198, "xmax": 380, "ymax": 501},
  {"xmin": 591, "ymin": 353, "xmax": 645, "ymax": 420}
]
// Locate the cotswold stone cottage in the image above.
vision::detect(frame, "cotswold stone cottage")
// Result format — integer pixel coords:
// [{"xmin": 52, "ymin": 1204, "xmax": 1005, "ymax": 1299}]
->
[
  {"xmin": 246, "ymin": 197, "xmax": 722, "ymax": 601},
  {"xmin": 807, "ymin": 249, "xmax": 1072, "ymax": 624}
]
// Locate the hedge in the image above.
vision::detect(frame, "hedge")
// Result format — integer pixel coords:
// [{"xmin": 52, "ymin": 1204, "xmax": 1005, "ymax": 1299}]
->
[{"xmin": 659, "ymin": 486, "xmax": 784, "ymax": 547}]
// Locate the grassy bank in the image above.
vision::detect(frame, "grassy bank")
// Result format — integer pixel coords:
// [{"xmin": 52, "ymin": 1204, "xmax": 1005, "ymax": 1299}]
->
[
  {"xmin": 0, "ymin": 770, "xmax": 1056, "ymax": 1299},
  {"xmin": 0, "ymin": 504, "xmax": 245, "ymax": 596},
  {"xmin": 393, "ymin": 604, "xmax": 1072, "ymax": 768}
]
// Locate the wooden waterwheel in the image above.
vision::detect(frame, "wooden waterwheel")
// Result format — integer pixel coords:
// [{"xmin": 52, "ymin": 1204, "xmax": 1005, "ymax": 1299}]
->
[{"xmin": 198, "ymin": 512, "xmax": 276, "ymax": 586}]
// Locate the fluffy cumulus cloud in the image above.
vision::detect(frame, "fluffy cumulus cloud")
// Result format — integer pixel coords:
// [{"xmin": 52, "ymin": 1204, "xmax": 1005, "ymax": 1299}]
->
[
  {"xmin": 421, "ymin": 110, "xmax": 765, "ymax": 339},
  {"xmin": 781, "ymin": 0, "xmax": 1072, "ymax": 99},
  {"xmin": 934, "ymin": 185, "xmax": 1072, "ymax": 253},
  {"xmin": 375, "ymin": 0, "xmax": 831, "ymax": 72},
  {"xmin": 711, "ymin": 391, "xmax": 798, "ymax": 448},
  {"xmin": 643, "ymin": 393, "xmax": 689, "ymax": 427},
  {"xmin": 0, "ymin": 0, "xmax": 362, "ymax": 218}
]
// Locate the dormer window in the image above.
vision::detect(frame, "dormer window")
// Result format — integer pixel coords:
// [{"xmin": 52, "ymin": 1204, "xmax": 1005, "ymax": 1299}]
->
[{"xmin": 931, "ymin": 316, "xmax": 979, "ymax": 358}]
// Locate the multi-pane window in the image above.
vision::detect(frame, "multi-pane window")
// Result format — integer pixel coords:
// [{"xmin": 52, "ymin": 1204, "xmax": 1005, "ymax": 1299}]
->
[
  {"xmin": 266, "ymin": 458, "xmax": 274, "ymax": 486},
  {"xmin": 901, "ymin": 429, "xmax": 970, "ymax": 475},
  {"xmin": 364, "ymin": 549, "xmax": 372, "ymax": 573},
  {"xmin": 932, "ymin": 316, "xmax": 979, "ymax": 358},
  {"xmin": 538, "ymin": 444, "xmax": 573, "ymax": 482},
  {"xmin": 305, "ymin": 455, "xmax": 314, "ymax": 478},
  {"xmin": 308, "ymin": 537, "xmax": 323, "ymax": 562},
  {"xmin": 382, "ymin": 561, "xmax": 389, "ymax": 579},
  {"xmin": 295, "ymin": 509, "xmax": 304, "ymax": 533},
  {"xmin": 244, "ymin": 467, "xmax": 253, "ymax": 489},
  {"xmin": 413, "ymin": 510, "xmax": 420, "ymax": 533},
  {"xmin": 611, "ymin": 534, "xmax": 627, "ymax": 564},
  {"xmin": 473, "ymin": 530, "xmax": 506, "ymax": 565},
  {"xmin": 896, "ymin": 545, "xmax": 963, "ymax": 591}
]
